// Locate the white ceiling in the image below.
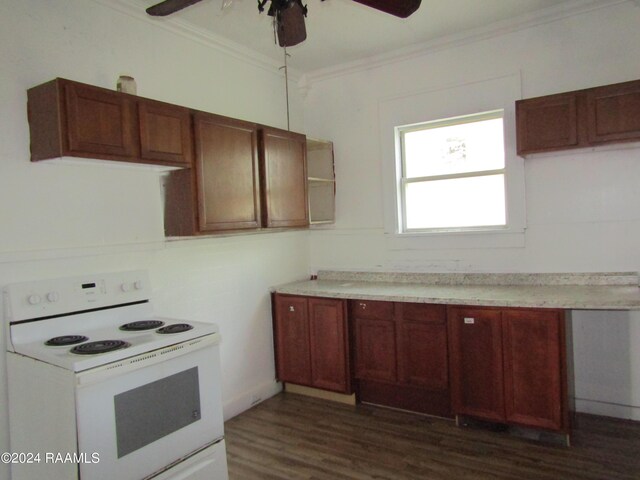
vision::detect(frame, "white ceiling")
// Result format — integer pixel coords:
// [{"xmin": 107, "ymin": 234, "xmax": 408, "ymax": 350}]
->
[{"xmin": 135, "ymin": 0, "xmax": 601, "ymax": 74}]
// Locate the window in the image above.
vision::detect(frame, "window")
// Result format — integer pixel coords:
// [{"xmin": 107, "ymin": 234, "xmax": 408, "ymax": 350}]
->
[{"xmin": 397, "ymin": 110, "xmax": 506, "ymax": 233}]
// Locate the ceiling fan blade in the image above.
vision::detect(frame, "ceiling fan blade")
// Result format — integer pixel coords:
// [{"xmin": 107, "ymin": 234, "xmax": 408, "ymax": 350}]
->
[
  {"xmin": 146, "ymin": 0, "xmax": 204, "ymax": 16},
  {"xmin": 277, "ymin": 1, "xmax": 307, "ymax": 47},
  {"xmin": 352, "ymin": 0, "xmax": 421, "ymax": 18}
]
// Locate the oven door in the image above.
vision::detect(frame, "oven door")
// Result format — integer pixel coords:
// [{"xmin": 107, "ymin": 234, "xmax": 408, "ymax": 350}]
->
[{"xmin": 74, "ymin": 335, "xmax": 225, "ymax": 480}]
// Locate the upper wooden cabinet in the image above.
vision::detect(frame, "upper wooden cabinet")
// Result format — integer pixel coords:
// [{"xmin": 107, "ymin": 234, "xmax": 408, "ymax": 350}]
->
[
  {"xmin": 27, "ymin": 78, "xmax": 192, "ymax": 168},
  {"xmin": 164, "ymin": 121, "xmax": 308, "ymax": 236},
  {"xmin": 138, "ymin": 99, "xmax": 192, "ymax": 167},
  {"xmin": 259, "ymin": 127, "xmax": 309, "ymax": 228},
  {"xmin": 516, "ymin": 93, "xmax": 578, "ymax": 154},
  {"xmin": 586, "ymin": 81, "xmax": 640, "ymax": 144},
  {"xmin": 516, "ymin": 78, "xmax": 640, "ymax": 156},
  {"xmin": 193, "ymin": 112, "xmax": 261, "ymax": 233}
]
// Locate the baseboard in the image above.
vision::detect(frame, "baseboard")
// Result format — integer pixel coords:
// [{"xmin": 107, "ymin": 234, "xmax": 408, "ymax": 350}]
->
[
  {"xmin": 574, "ymin": 397, "xmax": 640, "ymax": 421},
  {"xmin": 222, "ymin": 380, "xmax": 283, "ymax": 421},
  {"xmin": 284, "ymin": 383, "xmax": 356, "ymax": 405}
]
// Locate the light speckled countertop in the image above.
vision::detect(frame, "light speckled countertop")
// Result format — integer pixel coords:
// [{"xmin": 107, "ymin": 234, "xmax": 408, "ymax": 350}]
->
[{"xmin": 273, "ymin": 271, "xmax": 640, "ymax": 310}]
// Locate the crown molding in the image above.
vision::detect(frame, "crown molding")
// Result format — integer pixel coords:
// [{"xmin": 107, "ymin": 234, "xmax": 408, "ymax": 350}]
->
[
  {"xmin": 301, "ymin": 0, "xmax": 629, "ymax": 86},
  {"xmin": 90, "ymin": 0, "xmax": 302, "ymax": 82}
]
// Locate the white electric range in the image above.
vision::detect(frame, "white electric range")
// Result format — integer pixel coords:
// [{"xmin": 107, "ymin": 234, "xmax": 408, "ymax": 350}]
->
[{"xmin": 4, "ymin": 270, "xmax": 229, "ymax": 480}]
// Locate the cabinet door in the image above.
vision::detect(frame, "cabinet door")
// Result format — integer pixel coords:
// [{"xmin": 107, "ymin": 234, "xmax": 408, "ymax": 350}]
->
[
  {"xmin": 259, "ymin": 127, "xmax": 309, "ymax": 228},
  {"xmin": 64, "ymin": 81, "xmax": 137, "ymax": 158},
  {"xmin": 273, "ymin": 295, "xmax": 311, "ymax": 385},
  {"xmin": 353, "ymin": 301, "xmax": 397, "ymax": 383},
  {"xmin": 308, "ymin": 298, "xmax": 350, "ymax": 393},
  {"xmin": 138, "ymin": 100, "xmax": 192, "ymax": 167},
  {"xmin": 397, "ymin": 303, "xmax": 448, "ymax": 390},
  {"xmin": 503, "ymin": 309, "xmax": 566, "ymax": 431},
  {"xmin": 448, "ymin": 307, "xmax": 505, "ymax": 422},
  {"xmin": 516, "ymin": 93, "xmax": 578, "ymax": 155},
  {"xmin": 586, "ymin": 80, "xmax": 640, "ymax": 144},
  {"xmin": 194, "ymin": 113, "xmax": 261, "ymax": 232}
]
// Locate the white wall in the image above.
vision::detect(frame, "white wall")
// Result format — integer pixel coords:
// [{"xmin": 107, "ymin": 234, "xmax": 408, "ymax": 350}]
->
[
  {"xmin": 0, "ymin": 1, "xmax": 309, "ymax": 476},
  {"xmin": 303, "ymin": 2, "xmax": 640, "ymax": 419}
]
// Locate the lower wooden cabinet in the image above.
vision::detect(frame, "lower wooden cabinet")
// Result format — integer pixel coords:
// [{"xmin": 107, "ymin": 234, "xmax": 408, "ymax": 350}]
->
[
  {"xmin": 272, "ymin": 293, "xmax": 568, "ymax": 432},
  {"xmin": 352, "ymin": 300, "xmax": 451, "ymax": 417},
  {"xmin": 448, "ymin": 306, "xmax": 569, "ymax": 432},
  {"xmin": 273, "ymin": 294, "xmax": 351, "ymax": 394}
]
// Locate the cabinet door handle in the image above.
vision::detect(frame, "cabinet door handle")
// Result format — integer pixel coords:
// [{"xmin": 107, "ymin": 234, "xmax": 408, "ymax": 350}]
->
[
  {"xmin": 289, "ymin": 306, "xmax": 295, "ymax": 312},
  {"xmin": 464, "ymin": 317, "xmax": 475, "ymax": 325}
]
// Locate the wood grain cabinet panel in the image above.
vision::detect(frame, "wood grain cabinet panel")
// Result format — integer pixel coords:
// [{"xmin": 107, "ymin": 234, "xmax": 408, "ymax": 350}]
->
[
  {"xmin": 138, "ymin": 99, "xmax": 192, "ymax": 166},
  {"xmin": 273, "ymin": 294, "xmax": 351, "ymax": 394},
  {"xmin": 273, "ymin": 295, "xmax": 312, "ymax": 386},
  {"xmin": 448, "ymin": 306, "xmax": 569, "ymax": 433},
  {"xmin": 586, "ymin": 81, "xmax": 640, "ymax": 144},
  {"xmin": 397, "ymin": 304, "xmax": 448, "ymax": 391},
  {"xmin": 260, "ymin": 127, "xmax": 309, "ymax": 228},
  {"xmin": 516, "ymin": 93, "xmax": 578, "ymax": 155},
  {"xmin": 194, "ymin": 112, "xmax": 261, "ymax": 232},
  {"xmin": 27, "ymin": 78, "xmax": 194, "ymax": 167},
  {"xmin": 308, "ymin": 298, "xmax": 350, "ymax": 392},
  {"xmin": 353, "ymin": 300, "xmax": 451, "ymax": 417},
  {"xmin": 354, "ymin": 317, "xmax": 397, "ymax": 383},
  {"xmin": 448, "ymin": 307, "xmax": 505, "ymax": 423},
  {"xmin": 516, "ymin": 78, "xmax": 640, "ymax": 156},
  {"xmin": 64, "ymin": 81, "xmax": 138, "ymax": 159},
  {"xmin": 503, "ymin": 309, "xmax": 567, "ymax": 431},
  {"xmin": 27, "ymin": 78, "xmax": 138, "ymax": 162}
]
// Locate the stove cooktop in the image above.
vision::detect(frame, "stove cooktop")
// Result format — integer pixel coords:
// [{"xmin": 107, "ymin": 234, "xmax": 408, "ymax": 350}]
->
[
  {"xmin": 11, "ymin": 315, "xmax": 218, "ymax": 372},
  {"xmin": 5, "ymin": 271, "xmax": 220, "ymax": 372}
]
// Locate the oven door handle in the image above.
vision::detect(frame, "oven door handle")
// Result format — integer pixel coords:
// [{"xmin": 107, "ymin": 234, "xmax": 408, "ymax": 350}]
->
[{"xmin": 76, "ymin": 333, "xmax": 221, "ymax": 387}]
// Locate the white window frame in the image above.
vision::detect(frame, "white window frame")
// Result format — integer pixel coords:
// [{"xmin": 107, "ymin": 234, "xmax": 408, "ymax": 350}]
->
[
  {"xmin": 379, "ymin": 73, "xmax": 526, "ymax": 250},
  {"xmin": 396, "ymin": 109, "xmax": 507, "ymax": 234}
]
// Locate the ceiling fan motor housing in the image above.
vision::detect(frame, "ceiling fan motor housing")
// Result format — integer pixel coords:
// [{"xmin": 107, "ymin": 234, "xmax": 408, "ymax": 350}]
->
[{"xmin": 275, "ymin": 0, "xmax": 307, "ymax": 47}]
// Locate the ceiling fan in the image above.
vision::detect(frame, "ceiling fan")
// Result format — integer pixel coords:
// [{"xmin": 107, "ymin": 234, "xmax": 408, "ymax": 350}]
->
[{"xmin": 146, "ymin": 0, "xmax": 422, "ymax": 47}]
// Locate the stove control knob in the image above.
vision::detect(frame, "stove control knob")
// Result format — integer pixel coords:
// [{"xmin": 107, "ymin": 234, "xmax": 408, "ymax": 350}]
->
[
  {"xmin": 28, "ymin": 294, "xmax": 41, "ymax": 305},
  {"xmin": 121, "ymin": 283, "xmax": 132, "ymax": 292},
  {"xmin": 134, "ymin": 280, "xmax": 143, "ymax": 290},
  {"xmin": 46, "ymin": 291, "xmax": 60, "ymax": 303}
]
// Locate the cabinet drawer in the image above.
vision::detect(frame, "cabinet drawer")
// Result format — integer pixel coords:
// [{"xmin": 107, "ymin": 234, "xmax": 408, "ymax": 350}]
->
[
  {"xmin": 400, "ymin": 303, "xmax": 446, "ymax": 323},
  {"xmin": 350, "ymin": 300, "xmax": 394, "ymax": 320}
]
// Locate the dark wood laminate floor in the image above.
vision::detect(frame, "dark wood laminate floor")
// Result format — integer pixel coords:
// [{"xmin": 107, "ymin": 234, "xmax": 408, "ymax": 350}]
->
[{"xmin": 225, "ymin": 393, "xmax": 640, "ymax": 480}]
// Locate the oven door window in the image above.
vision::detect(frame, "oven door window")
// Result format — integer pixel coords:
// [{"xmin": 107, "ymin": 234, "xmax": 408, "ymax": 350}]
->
[{"xmin": 114, "ymin": 367, "xmax": 201, "ymax": 458}]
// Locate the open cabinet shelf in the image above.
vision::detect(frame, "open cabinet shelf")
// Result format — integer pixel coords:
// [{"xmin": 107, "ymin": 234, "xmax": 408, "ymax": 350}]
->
[{"xmin": 307, "ymin": 138, "xmax": 335, "ymax": 225}]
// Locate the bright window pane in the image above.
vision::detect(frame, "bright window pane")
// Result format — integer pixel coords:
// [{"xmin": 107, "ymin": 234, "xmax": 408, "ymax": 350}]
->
[
  {"xmin": 403, "ymin": 117, "xmax": 504, "ymax": 178},
  {"xmin": 405, "ymin": 175, "xmax": 506, "ymax": 230}
]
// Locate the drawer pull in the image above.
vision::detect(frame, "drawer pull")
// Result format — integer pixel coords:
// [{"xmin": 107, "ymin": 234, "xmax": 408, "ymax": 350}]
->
[
  {"xmin": 360, "ymin": 303, "xmax": 367, "ymax": 309},
  {"xmin": 464, "ymin": 317, "xmax": 475, "ymax": 325},
  {"xmin": 289, "ymin": 306, "xmax": 295, "ymax": 312}
]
